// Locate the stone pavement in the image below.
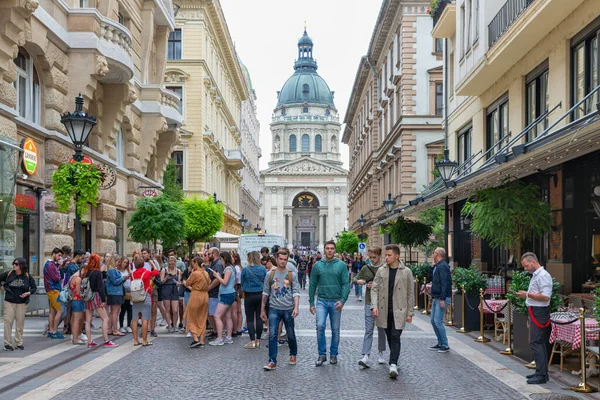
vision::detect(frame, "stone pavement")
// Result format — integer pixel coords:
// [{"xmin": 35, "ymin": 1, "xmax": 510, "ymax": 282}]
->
[{"xmin": 0, "ymin": 291, "xmax": 596, "ymax": 400}]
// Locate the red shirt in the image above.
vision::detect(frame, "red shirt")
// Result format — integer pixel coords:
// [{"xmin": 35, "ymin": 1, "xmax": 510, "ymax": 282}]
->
[{"xmin": 132, "ymin": 268, "xmax": 159, "ymax": 292}]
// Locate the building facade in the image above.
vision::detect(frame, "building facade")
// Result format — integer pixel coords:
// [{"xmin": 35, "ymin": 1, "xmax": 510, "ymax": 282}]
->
[
  {"xmin": 166, "ymin": 0, "xmax": 248, "ymax": 235},
  {"xmin": 343, "ymin": 0, "xmax": 444, "ymax": 248},
  {"xmin": 261, "ymin": 29, "xmax": 348, "ymax": 249},
  {"xmin": 0, "ymin": 0, "xmax": 181, "ymax": 278},
  {"xmin": 239, "ymin": 59, "xmax": 261, "ymax": 232},
  {"xmin": 407, "ymin": 0, "xmax": 600, "ymax": 293}
]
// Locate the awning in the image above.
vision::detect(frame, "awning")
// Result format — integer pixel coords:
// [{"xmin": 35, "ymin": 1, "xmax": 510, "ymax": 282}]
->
[
  {"xmin": 212, "ymin": 231, "xmax": 239, "ymax": 243},
  {"xmin": 219, "ymin": 242, "xmax": 238, "ymax": 251}
]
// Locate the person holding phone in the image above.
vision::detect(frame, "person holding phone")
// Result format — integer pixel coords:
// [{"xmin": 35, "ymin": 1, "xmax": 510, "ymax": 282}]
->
[
  {"xmin": 209, "ymin": 252, "xmax": 236, "ymax": 346},
  {"xmin": 161, "ymin": 256, "xmax": 181, "ymax": 333},
  {"xmin": 1, "ymin": 258, "xmax": 37, "ymax": 350}
]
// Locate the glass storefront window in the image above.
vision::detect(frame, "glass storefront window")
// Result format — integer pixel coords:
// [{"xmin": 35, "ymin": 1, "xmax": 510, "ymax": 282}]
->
[{"xmin": 13, "ymin": 185, "xmax": 39, "ymax": 274}]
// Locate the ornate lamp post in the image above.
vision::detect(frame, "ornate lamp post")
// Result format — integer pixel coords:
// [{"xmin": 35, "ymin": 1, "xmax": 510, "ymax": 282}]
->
[
  {"xmin": 357, "ymin": 214, "xmax": 366, "ymax": 241},
  {"xmin": 238, "ymin": 214, "xmax": 248, "ymax": 234},
  {"xmin": 213, "ymin": 192, "xmax": 222, "ymax": 204},
  {"xmin": 60, "ymin": 94, "xmax": 97, "ymax": 250},
  {"xmin": 254, "ymin": 224, "xmax": 261, "ymax": 233},
  {"xmin": 436, "ymin": 151, "xmax": 457, "ymax": 262},
  {"xmin": 383, "ymin": 192, "xmax": 396, "ymax": 213}
]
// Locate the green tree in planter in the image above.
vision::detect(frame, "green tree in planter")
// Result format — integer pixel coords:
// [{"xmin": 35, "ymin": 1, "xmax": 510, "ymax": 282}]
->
[
  {"xmin": 336, "ymin": 231, "xmax": 359, "ymax": 255},
  {"xmin": 385, "ymin": 217, "xmax": 432, "ymax": 263},
  {"xmin": 594, "ymin": 288, "xmax": 600, "ymax": 324},
  {"xmin": 128, "ymin": 195, "xmax": 185, "ymax": 251},
  {"xmin": 462, "ymin": 180, "xmax": 551, "ymax": 261},
  {"xmin": 417, "ymin": 206, "xmax": 444, "ymax": 255},
  {"xmin": 452, "ymin": 266, "xmax": 487, "ymax": 296},
  {"xmin": 51, "ymin": 162, "xmax": 102, "ymax": 220},
  {"xmin": 506, "ymin": 270, "xmax": 562, "ymax": 314},
  {"xmin": 182, "ymin": 197, "xmax": 223, "ymax": 258}
]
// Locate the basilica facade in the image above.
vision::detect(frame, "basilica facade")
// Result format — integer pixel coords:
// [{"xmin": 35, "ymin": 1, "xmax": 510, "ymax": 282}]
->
[{"xmin": 261, "ymin": 29, "xmax": 348, "ymax": 250}]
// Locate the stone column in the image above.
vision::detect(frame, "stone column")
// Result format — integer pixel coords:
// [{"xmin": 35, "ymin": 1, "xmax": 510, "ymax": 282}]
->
[
  {"xmin": 327, "ymin": 187, "xmax": 335, "ymax": 241},
  {"xmin": 319, "ymin": 214, "xmax": 324, "ymax": 247}
]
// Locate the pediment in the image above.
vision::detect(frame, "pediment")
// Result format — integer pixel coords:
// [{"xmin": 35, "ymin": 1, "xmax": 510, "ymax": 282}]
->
[{"xmin": 262, "ymin": 158, "xmax": 347, "ymax": 176}]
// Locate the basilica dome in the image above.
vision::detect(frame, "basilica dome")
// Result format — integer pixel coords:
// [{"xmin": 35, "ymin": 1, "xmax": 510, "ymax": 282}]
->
[{"xmin": 276, "ymin": 29, "xmax": 335, "ymax": 108}]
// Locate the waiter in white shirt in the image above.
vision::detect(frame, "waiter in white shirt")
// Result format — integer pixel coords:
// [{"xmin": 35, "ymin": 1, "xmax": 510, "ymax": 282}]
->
[{"xmin": 516, "ymin": 252, "xmax": 552, "ymax": 385}]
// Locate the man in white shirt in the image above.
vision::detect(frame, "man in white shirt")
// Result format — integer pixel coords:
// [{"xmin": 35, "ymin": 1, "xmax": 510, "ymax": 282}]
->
[{"xmin": 516, "ymin": 252, "xmax": 552, "ymax": 385}]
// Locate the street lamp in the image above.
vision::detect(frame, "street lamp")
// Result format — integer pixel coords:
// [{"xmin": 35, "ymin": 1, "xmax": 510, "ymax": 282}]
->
[
  {"xmin": 435, "ymin": 150, "xmax": 458, "ymax": 187},
  {"xmin": 357, "ymin": 214, "xmax": 366, "ymax": 241},
  {"xmin": 335, "ymin": 232, "xmax": 340, "ymax": 240},
  {"xmin": 213, "ymin": 192, "xmax": 222, "ymax": 204},
  {"xmin": 238, "ymin": 214, "xmax": 248, "ymax": 234},
  {"xmin": 254, "ymin": 223, "xmax": 261, "ymax": 233},
  {"xmin": 61, "ymin": 94, "xmax": 97, "ymax": 250},
  {"xmin": 383, "ymin": 192, "xmax": 396, "ymax": 213}
]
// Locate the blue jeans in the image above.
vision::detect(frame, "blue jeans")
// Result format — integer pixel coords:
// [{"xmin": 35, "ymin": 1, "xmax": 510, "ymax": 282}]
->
[
  {"xmin": 354, "ymin": 284, "xmax": 362, "ymax": 297},
  {"xmin": 316, "ymin": 298, "xmax": 342, "ymax": 356},
  {"xmin": 430, "ymin": 297, "xmax": 450, "ymax": 347},
  {"xmin": 268, "ymin": 308, "xmax": 297, "ymax": 364}
]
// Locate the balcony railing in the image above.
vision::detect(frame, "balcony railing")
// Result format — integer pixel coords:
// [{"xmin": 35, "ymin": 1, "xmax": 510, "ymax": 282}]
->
[
  {"xmin": 488, "ymin": 0, "xmax": 534, "ymax": 48},
  {"xmin": 271, "ymin": 115, "xmax": 340, "ymax": 123},
  {"xmin": 432, "ymin": 0, "xmax": 452, "ymax": 28}
]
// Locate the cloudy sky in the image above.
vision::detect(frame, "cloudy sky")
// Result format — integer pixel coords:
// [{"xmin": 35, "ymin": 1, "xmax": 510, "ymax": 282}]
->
[{"xmin": 220, "ymin": 0, "xmax": 383, "ymax": 170}]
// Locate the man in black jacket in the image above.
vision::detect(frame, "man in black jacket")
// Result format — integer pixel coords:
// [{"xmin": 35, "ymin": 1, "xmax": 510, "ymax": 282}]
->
[{"xmin": 429, "ymin": 247, "xmax": 452, "ymax": 353}]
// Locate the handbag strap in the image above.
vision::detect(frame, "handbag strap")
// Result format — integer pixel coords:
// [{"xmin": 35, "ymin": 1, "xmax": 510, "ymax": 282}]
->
[{"xmin": 245, "ymin": 266, "xmax": 262, "ymax": 285}]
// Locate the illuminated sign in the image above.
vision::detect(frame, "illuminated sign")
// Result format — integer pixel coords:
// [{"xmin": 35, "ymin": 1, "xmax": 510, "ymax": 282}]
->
[{"xmin": 21, "ymin": 138, "xmax": 38, "ymax": 175}]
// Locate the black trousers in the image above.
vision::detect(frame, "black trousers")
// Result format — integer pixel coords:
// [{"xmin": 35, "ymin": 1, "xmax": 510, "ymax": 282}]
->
[
  {"xmin": 244, "ymin": 292, "xmax": 264, "ymax": 341},
  {"xmin": 384, "ymin": 311, "xmax": 403, "ymax": 365},
  {"xmin": 298, "ymin": 271, "xmax": 306, "ymax": 289},
  {"xmin": 119, "ymin": 299, "xmax": 132, "ymax": 328},
  {"xmin": 528, "ymin": 306, "xmax": 551, "ymax": 376}
]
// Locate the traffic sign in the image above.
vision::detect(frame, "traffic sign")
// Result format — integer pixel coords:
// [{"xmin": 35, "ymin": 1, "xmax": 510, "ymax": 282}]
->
[{"xmin": 358, "ymin": 242, "xmax": 367, "ymax": 254}]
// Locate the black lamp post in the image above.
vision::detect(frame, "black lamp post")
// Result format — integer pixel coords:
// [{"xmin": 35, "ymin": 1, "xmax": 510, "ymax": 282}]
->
[
  {"xmin": 383, "ymin": 192, "xmax": 396, "ymax": 213},
  {"xmin": 436, "ymin": 150, "xmax": 457, "ymax": 263},
  {"xmin": 357, "ymin": 214, "xmax": 366, "ymax": 241},
  {"xmin": 335, "ymin": 232, "xmax": 340, "ymax": 240},
  {"xmin": 213, "ymin": 192, "xmax": 222, "ymax": 204},
  {"xmin": 61, "ymin": 94, "xmax": 97, "ymax": 251},
  {"xmin": 238, "ymin": 214, "xmax": 248, "ymax": 234},
  {"xmin": 254, "ymin": 224, "xmax": 261, "ymax": 233}
]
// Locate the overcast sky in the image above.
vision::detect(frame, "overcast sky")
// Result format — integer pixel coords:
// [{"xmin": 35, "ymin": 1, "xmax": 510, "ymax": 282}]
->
[{"xmin": 220, "ymin": 0, "xmax": 383, "ymax": 170}]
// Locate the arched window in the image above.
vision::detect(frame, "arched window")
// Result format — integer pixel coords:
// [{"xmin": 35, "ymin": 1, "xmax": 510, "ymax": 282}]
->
[
  {"xmin": 302, "ymin": 84, "xmax": 309, "ymax": 97},
  {"xmin": 302, "ymin": 134, "xmax": 310, "ymax": 152},
  {"xmin": 315, "ymin": 135, "xmax": 322, "ymax": 152},
  {"xmin": 289, "ymin": 134, "xmax": 297, "ymax": 152},
  {"xmin": 303, "ymin": 106, "xmax": 309, "ymax": 113},
  {"xmin": 13, "ymin": 48, "xmax": 40, "ymax": 123}
]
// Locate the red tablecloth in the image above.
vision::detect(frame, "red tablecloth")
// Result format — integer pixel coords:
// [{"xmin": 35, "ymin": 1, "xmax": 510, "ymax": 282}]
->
[
  {"xmin": 550, "ymin": 318, "xmax": 599, "ymax": 350},
  {"xmin": 478, "ymin": 299, "xmax": 508, "ymax": 314},
  {"xmin": 484, "ymin": 287, "xmax": 505, "ymax": 295}
]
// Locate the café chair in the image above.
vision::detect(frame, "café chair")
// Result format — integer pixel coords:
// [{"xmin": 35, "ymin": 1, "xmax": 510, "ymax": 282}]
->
[{"xmin": 548, "ymin": 311, "xmax": 577, "ymax": 371}]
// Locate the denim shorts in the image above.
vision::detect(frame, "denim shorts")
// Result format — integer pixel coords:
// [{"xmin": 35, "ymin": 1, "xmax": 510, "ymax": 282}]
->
[
  {"xmin": 71, "ymin": 300, "xmax": 85, "ymax": 313},
  {"xmin": 208, "ymin": 298, "xmax": 218, "ymax": 316},
  {"xmin": 218, "ymin": 293, "xmax": 235, "ymax": 306}
]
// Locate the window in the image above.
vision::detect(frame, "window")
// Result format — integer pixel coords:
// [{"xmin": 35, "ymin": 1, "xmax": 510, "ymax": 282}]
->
[
  {"xmin": 435, "ymin": 83, "xmax": 444, "ymax": 116},
  {"xmin": 466, "ymin": 0, "xmax": 472, "ymax": 51},
  {"xmin": 302, "ymin": 134, "xmax": 310, "ymax": 152},
  {"xmin": 572, "ymin": 26, "xmax": 600, "ymax": 120},
  {"xmin": 168, "ymin": 29, "xmax": 182, "ymax": 60},
  {"xmin": 289, "ymin": 135, "xmax": 297, "ymax": 152},
  {"xmin": 302, "ymin": 84, "xmax": 309, "ymax": 97},
  {"xmin": 303, "ymin": 106, "xmax": 309, "ymax": 113},
  {"xmin": 435, "ymin": 38, "xmax": 443, "ymax": 54},
  {"xmin": 315, "ymin": 135, "xmax": 322, "ymax": 152},
  {"xmin": 325, "ymin": 108, "xmax": 330, "ymax": 116},
  {"xmin": 118, "ymin": 12, "xmax": 125, "ymax": 25},
  {"xmin": 116, "ymin": 210, "xmax": 124, "ymax": 256},
  {"xmin": 526, "ymin": 62, "xmax": 549, "ymax": 141},
  {"xmin": 460, "ymin": 4, "xmax": 466, "ymax": 58},
  {"xmin": 116, "ymin": 128, "xmax": 125, "ymax": 167},
  {"xmin": 13, "ymin": 48, "xmax": 40, "ymax": 124},
  {"xmin": 79, "ymin": 0, "xmax": 89, "ymax": 7},
  {"xmin": 473, "ymin": 0, "xmax": 480, "ymax": 42},
  {"xmin": 458, "ymin": 125, "xmax": 472, "ymax": 173},
  {"xmin": 172, "ymin": 151, "xmax": 183, "ymax": 185},
  {"xmin": 166, "ymin": 86, "xmax": 183, "ymax": 115},
  {"xmin": 486, "ymin": 97, "xmax": 508, "ymax": 158}
]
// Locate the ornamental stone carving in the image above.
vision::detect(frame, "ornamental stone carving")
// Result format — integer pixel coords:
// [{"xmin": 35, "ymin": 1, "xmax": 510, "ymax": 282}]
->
[
  {"xmin": 95, "ymin": 55, "xmax": 109, "ymax": 77},
  {"xmin": 18, "ymin": 0, "xmax": 39, "ymax": 18},
  {"xmin": 126, "ymin": 84, "xmax": 138, "ymax": 104},
  {"xmin": 274, "ymin": 161, "xmax": 337, "ymax": 175}
]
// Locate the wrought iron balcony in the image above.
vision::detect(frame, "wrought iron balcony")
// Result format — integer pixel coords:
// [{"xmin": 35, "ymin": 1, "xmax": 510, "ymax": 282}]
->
[{"xmin": 488, "ymin": 0, "xmax": 535, "ymax": 48}]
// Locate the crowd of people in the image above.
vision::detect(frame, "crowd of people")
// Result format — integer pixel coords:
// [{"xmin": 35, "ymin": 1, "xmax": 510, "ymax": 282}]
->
[{"xmin": 1, "ymin": 241, "xmax": 464, "ymax": 379}]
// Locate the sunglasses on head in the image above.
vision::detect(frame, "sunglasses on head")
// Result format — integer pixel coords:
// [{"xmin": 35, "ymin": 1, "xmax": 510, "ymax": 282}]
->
[{"xmin": 12, "ymin": 261, "xmax": 19, "ymax": 266}]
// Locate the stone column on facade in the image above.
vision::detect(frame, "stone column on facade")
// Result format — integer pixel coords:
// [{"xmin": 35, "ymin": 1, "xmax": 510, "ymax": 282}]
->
[
  {"xmin": 319, "ymin": 214, "xmax": 324, "ymax": 247},
  {"xmin": 327, "ymin": 187, "xmax": 335, "ymax": 241},
  {"xmin": 276, "ymin": 187, "xmax": 284, "ymax": 235}
]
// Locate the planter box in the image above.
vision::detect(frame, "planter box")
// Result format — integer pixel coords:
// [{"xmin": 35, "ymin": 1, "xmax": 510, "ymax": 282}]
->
[
  {"xmin": 417, "ymin": 292, "xmax": 426, "ymax": 309},
  {"xmin": 453, "ymin": 293, "xmax": 481, "ymax": 331},
  {"xmin": 513, "ymin": 311, "xmax": 532, "ymax": 361}
]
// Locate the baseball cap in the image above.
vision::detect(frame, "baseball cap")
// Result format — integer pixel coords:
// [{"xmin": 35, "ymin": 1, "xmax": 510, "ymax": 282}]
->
[{"xmin": 271, "ymin": 245, "xmax": 280, "ymax": 254}]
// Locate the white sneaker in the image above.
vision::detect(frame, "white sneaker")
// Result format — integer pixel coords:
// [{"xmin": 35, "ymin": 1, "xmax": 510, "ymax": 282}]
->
[
  {"xmin": 223, "ymin": 336, "xmax": 234, "ymax": 344},
  {"xmin": 119, "ymin": 327, "xmax": 127, "ymax": 333},
  {"xmin": 186, "ymin": 332, "xmax": 192, "ymax": 337},
  {"xmin": 389, "ymin": 364, "xmax": 398, "ymax": 379},
  {"xmin": 378, "ymin": 352, "xmax": 386, "ymax": 364},
  {"xmin": 78, "ymin": 334, "xmax": 88, "ymax": 342},
  {"xmin": 126, "ymin": 327, "xmax": 132, "ymax": 333},
  {"xmin": 358, "ymin": 355, "xmax": 370, "ymax": 368},
  {"xmin": 209, "ymin": 338, "xmax": 224, "ymax": 346},
  {"xmin": 358, "ymin": 296, "xmax": 362, "ymax": 302},
  {"xmin": 261, "ymin": 332, "xmax": 269, "ymax": 340}
]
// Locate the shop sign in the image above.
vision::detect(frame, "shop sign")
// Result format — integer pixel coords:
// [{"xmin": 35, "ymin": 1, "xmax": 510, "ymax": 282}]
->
[
  {"xmin": 13, "ymin": 193, "xmax": 35, "ymax": 211},
  {"xmin": 21, "ymin": 138, "xmax": 38, "ymax": 175},
  {"xmin": 141, "ymin": 189, "xmax": 157, "ymax": 197}
]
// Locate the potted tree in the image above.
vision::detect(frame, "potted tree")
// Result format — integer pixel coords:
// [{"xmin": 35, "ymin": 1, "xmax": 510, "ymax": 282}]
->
[
  {"xmin": 385, "ymin": 216, "xmax": 432, "ymax": 264},
  {"xmin": 506, "ymin": 271, "xmax": 562, "ymax": 361},
  {"xmin": 408, "ymin": 263, "xmax": 432, "ymax": 309},
  {"xmin": 452, "ymin": 266, "xmax": 488, "ymax": 331}
]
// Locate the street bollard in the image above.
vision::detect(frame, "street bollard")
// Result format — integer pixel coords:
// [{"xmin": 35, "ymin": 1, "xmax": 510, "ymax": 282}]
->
[
  {"xmin": 414, "ymin": 277, "xmax": 419, "ymax": 310},
  {"xmin": 570, "ymin": 308, "xmax": 598, "ymax": 393},
  {"xmin": 500, "ymin": 299, "xmax": 513, "ymax": 355},
  {"xmin": 457, "ymin": 284, "xmax": 470, "ymax": 333},
  {"xmin": 474, "ymin": 288, "xmax": 490, "ymax": 343}
]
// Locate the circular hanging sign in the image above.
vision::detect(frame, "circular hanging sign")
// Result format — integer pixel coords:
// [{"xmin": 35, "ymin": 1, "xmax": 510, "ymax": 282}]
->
[
  {"xmin": 69, "ymin": 155, "xmax": 93, "ymax": 164},
  {"xmin": 21, "ymin": 138, "xmax": 38, "ymax": 175},
  {"xmin": 141, "ymin": 189, "xmax": 157, "ymax": 197},
  {"xmin": 96, "ymin": 163, "xmax": 117, "ymax": 190}
]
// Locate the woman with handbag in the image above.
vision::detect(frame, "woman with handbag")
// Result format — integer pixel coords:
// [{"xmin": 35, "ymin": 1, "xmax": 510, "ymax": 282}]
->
[
  {"xmin": 131, "ymin": 256, "xmax": 159, "ymax": 346},
  {"xmin": 1, "ymin": 258, "xmax": 36, "ymax": 351},
  {"xmin": 183, "ymin": 256, "xmax": 210, "ymax": 348},
  {"xmin": 119, "ymin": 257, "xmax": 133, "ymax": 333},
  {"xmin": 231, "ymin": 253, "xmax": 244, "ymax": 337},
  {"xmin": 240, "ymin": 251, "xmax": 267, "ymax": 349},
  {"xmin": 82, "ymin": 254, "xmax": 117, "ymax": 348}
]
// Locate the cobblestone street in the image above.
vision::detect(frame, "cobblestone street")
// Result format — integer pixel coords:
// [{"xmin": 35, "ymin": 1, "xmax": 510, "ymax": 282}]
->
[{"xmin": 0, "ymin": 292, "xmax": 592, "ymax": 400}]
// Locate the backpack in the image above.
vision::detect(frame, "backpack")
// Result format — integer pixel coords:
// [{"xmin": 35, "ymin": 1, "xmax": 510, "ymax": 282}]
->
[
  {"xmin": 80, "ymin": 275, "xmax": 95, "ymax": 302},
  {"xmin": 268, "ymin": 269, "xmax": 293, "ymax": 293},
  {"xmin": 131, "ymin": 271, "xmax": 148, "ymax": 303}
]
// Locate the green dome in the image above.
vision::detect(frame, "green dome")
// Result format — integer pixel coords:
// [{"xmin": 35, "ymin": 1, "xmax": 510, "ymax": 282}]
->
[{"xmin": 277, "ymin": 71, "xmax": 335, "ymax": 107}]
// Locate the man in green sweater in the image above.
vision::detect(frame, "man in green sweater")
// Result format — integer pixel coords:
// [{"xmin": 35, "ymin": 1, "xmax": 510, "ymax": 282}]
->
[{"xmin": 309, "ymin": 240, "xmax": 350, "ymax": 366}]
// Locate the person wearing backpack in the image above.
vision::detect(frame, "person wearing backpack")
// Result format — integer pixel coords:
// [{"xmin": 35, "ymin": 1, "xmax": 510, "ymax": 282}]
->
[
  {"xmin": 131, "ymin": 256, "xmax": 159, "ymax": 346},
  {"xmin": 44, "ymin": 247, "xmax": 64, "ymax": 339},
  {"xmin": 260, "ymin": 250, "xmax": 300, "ymax": 370},
  {"xmin": 1, "ymin": 258, "xmax": 37, "ymax": 351},
  {"xmin": 82, "ymin": 254, "xmax": 117, "ymax": 348},
  {"xmin": 353, "ymin": 246, "xmax": 387, "ymax": 368},
  {"xmin": 241, "ymin": 251, "xmax": 267, "ymax": 349}
]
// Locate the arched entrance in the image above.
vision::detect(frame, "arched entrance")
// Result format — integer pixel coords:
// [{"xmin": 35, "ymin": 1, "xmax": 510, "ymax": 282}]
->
[{"xmin": 291, "ymin": 192, "xmax": 320, "ymax": 250}]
